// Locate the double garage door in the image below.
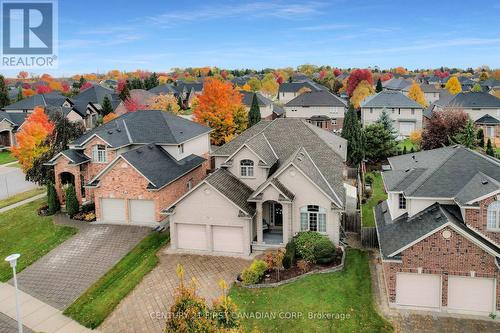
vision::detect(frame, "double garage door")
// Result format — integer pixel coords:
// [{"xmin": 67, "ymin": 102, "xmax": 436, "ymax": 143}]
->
[
  {"xmin": 399, "ymin": 122, "xmax": 415, "ymax": 136},
  {"xmin": 100, "ymin": 198, "xmax": 155, "ymax": 225},
  {"xmin": 396, "ymin": 273, "xmax": 495, "ymax": 314},
  {"xmin": 176, "ymin": 224, "xmax": 244, "ymax": 254}
]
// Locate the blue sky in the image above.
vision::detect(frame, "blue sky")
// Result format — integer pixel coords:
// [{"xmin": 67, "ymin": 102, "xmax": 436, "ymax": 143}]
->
[{"xmin": 4, "ymin": 0, "xmax": 500, "ymax": 76}]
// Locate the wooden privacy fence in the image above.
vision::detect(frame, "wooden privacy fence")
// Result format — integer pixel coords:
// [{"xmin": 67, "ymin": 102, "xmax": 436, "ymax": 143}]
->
[
  {"xmin": 361, "ymin": 227, "xmax": 378, "ymax": 248},
  {"xmin": 342, "ymin": 213, "xmax": 361, "ymax": 233}
]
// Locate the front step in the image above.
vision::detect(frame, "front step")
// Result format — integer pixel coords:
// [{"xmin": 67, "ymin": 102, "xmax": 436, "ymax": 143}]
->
[{"xmin": 251, "ymin": 242, "xmax": 285, "ymax": 251}]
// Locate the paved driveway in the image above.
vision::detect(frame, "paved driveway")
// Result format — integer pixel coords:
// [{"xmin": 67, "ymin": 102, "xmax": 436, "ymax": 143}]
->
[
  {"xmin": 12, "ymin": 215, "xmax": 151, "ymax": 310},
  {"xmin": 100, "ymin": 253, "xmax": 250, "ymax": 333},
  {"xmin": 0, "ymin": 165, "xmax": 38, "ymax": 199}
]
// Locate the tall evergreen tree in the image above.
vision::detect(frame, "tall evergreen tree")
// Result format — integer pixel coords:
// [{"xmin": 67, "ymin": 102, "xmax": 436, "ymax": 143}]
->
[
  {"xmin": 376, "ymin": 108, "xmax": 396, "ymax": 138},
  {"xmin": 177, "ymin": 96, "xmax": 184, "ymax": 110},
  {"xmin": 0, "ymin": 75, "xmax": 10, "ymax": 108},
  {"xmin": 477, "ymin": 128, "xmax": 485, "ymax": 147},
  {"xmin": 65, "ymin": 184, "xmax": 79, "ymax": 217},
  {"xmin": 16, "ymin": 87, "xmax": 23, "ymax": 102},
  {"xmin": 248, "ymin": 93, "xmax": 261, "ymax": 127},
  {"xmin": 486, "ymin": 138, "xmax": 495, "ymax": 157},
  {"xmin": 119, "ymin": 83, "xmax": 130, "ymax": 101},
  {"xmin": 101, "ymin": 96, "xmax": 113, "ymax": 116},
  {"xmin": 148, "ymin": 72, "xmax": 159, "ymax": 89},
  {"xmin": 375, "ymin": 78, "xmax": 383, "ymax": 93},
  {"xmin": 452, "ymin": 119, "xmax": 477, "ymax": 148},
  {"xmin": 341, "ymin": 104, "xmax": 365, "ymax": 166},
  {"xmin": 364, "ymin": 123, "xmax": 397, "ymax": 161},
  {"xmin": 47, "ymin": 183, "xmax": 60, "ymax": 215}
]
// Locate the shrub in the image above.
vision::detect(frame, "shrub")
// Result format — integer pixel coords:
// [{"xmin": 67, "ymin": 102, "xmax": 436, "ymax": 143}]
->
[
  {"xmin": 365, "ymin": 174, "xmax": 373, "ymax": 185},
  {"xmin": 314, "ymin": 238, "xmax": 337, "ymax": 264},
  {"xmin": 65, "ymin": 184, "xmax": 79, "ymax": 217},
  {"xmin": 282, "ymin": 240, "xmax": 297, "ymax": 269},
  {"xmin": 297, "ymin": 260, "xmax": 310, "ymax": 274},
  {"xmin": 364, "ymin": 188, "xmax": 373, "ymax": 199},
  {"xmin": 47, "ymin": 183, "xmax": 60, "ymax": 215},
  {"xmin": 241, "ymin": 260, "xmax": 267, "ymax": 285},
  {"xmin": 293, "ymin": 231, "xmax": 327, "ymax": 263}
]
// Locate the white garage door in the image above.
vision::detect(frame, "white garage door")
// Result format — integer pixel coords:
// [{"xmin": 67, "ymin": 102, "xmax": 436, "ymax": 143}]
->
[
  {"xmin": 212, "ymin": 226, "xmax": 244, "ymax": 253},
  {"xmin": 177, "ymin": 224, "xmax": 207, "ymax": 251},
  {"xmin": 399, "ymin": 122, "xmax": 415, "ymax": 136},
  {"xmin": 448, "ymin": 276, "xmax": 495, "ymax": 314},
  {"xmin": 396, "ymin": 273, "xmax": 441, "ymax": 309},
  {"xmin": 101, "ymin": 198, "xmax": 126, "ymax": 223},
  {"xmin": 129, "ymin": 199, "xmax": 155, "ymax": 224}
]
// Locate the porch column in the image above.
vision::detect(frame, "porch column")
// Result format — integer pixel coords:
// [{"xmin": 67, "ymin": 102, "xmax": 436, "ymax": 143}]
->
[
  {"xmin": 256, "ymin": 201, "xmax": 263, "ymax": 243},
  {"xmin": 282, "ymin": 202, "xmax": 290, "ymax": 244},
  {"xmin": 9, "ymin": 130, "xmax": 14, "ymax": 147}
]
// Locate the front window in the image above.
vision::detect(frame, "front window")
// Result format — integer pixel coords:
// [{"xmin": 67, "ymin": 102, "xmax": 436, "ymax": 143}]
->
[
  {"xmin": 300, "ymin": 205, "xmax": 326, "ymax": 232},
  {"xmin": 240, "ymin": 159, "xmax": 254, "ymax": 177},
  {"xmin": 92, "ymin": 144, "xmax": 107, "ymax": 163},
  {"xmin": 398, "ymin": 193, "xmax": 406, "ymax": 210},
  {"xmin": 487, "ymin": 201, "xmax": 500, "ymax": 230},
  {"xmin": 486, "ymin": 126, "xmax": 495, "ymax": 137}
]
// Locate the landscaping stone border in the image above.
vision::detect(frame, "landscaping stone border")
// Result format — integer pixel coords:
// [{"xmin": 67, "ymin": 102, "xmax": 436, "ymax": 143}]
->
[{"xmin": 237, "ymin": 246, "xmax": 346, "ymax": 289}]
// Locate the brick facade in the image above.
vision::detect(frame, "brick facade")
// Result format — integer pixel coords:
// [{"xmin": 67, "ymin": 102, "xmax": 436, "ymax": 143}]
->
[
  {"xmin": 383, "ymin": 226, "xmax": 500, "ymax": 310},
  {"xmin": 306, "ymin": 117, "xmax": 344, "ymax": 132},
  {"xmin": 54, "ymin": 156, "xmax": 85, "ymax": 204},
  {"xmin": 465, "ymin": 195, "xmax": 500, "ymax": 244},
  {"xmin": 93, "ymin": 158, "xmax": 209, "ymax": 223}
]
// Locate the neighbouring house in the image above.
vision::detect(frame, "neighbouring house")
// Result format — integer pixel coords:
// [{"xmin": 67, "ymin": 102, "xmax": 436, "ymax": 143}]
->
[
  {"xmin": 382, "ymin": 78, "xmax": 412, "ymax": 94},
  {"xmin": 0, "ymin": 111, "xmax": 28, "ymax": 148},
  {"xmin": 420, "ymin": 84, "xmax": 450, "ymax": 105},
  {"xmin": 66, "ymin": 85, "xmax": 120, "ymax": 129},
  {"xmin": 432, "ymin": 92, "xmax": 500, "ymax": 146},
  {"xmin": 375, "ymin": 145, "xmax": 500, "ymax": 316},
  {"xmin": 480, "ymin": 78, "xmax": 500, "ymax": 96},
  {"xmin": 2, "ymin": 92, "xmax": 67, "ymax": 113},
  {"xmin": 46, "ymin": 110, "xmax": 211, "ymax": 227},
  {"xmin": 114, "ymin": 89, "xmax": 156, "ymax": 116},
  {"xmin": 163, "ymin": 118, "xmax": 352, "ymax": 256},
  {"xmin": 240, "ymin": 91, "xmax": 274, "ymax": 119},
  {"xmin": 360, "ymin": 91, "xmax": 424, "ymax": 138},
  {"xmin": 284, "ymin": 90, "xmax": 347, "ymax": 132},
  {"xmin": 149, "ymin": 81, "xmax": 203, "ymax": 109},
  {"xmin": 277, "ymin": 81, "xmax": 327, "ymax": 104}
]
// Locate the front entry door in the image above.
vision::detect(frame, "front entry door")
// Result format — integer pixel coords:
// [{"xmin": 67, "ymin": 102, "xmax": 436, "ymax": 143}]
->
[{"xmin": 273, "ymin": 203, "xmax": 283, "ymax": 226}]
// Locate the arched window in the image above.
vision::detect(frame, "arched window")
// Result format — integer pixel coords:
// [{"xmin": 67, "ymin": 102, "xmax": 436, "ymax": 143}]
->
[
  {"xmin": 300, "ymin": 205, "xmax": 326, "ymax": 233},
  {"xmin": 240, "ymin": 159, "xmax": 254, "ymax": 177},
  {"xmin": 487, "ymin": 201, "xmax": 500, "ymax": 230}
]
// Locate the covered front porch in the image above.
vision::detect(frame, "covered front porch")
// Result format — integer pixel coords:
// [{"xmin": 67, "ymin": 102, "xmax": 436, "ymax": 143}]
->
[{"xmin": 251, "ymin": 200, "xmax": 290, "ymax": 250}]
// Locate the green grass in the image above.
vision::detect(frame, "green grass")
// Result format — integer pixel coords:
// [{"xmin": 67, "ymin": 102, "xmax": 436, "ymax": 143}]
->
[
  {"xmin": 0, "ymin": 187, "xmax": 46, "ymax": 209},
  {"xmin": 361, "ymin": 171, "xmax": 387, "ymax": 227},
  {"xmin": 0, "ymin": 198, "xmax": 77, "ymax": 281},
  {"xmin": 64, "ymin": 231, "xmax": 170, "ymax": 329},
  {"xmin": 396, "ymin": 139, "xmax": 417, "ymax": 152},
  {"xmin": 230, "ymin": 250, "xmax": 392, "ymax": 333},
  {"xmin": 0, "ymin": 151, "xmax": 16, "ymax": 164}
]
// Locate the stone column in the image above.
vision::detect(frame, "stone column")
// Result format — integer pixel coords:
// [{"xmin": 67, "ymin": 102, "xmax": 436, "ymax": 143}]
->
[
  {"xmin": 282, "ymin": 203, "xmax": 290, "ymax": 244},
  {"xmin": 256, "ymin": 201, "xmax": 263, "ymax": 243}
]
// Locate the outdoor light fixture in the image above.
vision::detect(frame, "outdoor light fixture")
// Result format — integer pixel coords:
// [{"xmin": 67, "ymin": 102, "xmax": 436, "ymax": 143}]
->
[{"xmin": 5, "ymin": 253, "xmax": 23, "ymax": 333}]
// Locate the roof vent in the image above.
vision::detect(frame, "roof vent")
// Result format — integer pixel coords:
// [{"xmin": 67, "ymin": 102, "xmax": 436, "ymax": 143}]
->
[
  {"xmin": 297, "ymin": 157, "xmax": 303, "ymax": 162},
  {"xmin": 481, "ymin": 179, "xmax": 489, "ymax": 185},
  {"xmin": 434, "ymin": 213, "xmax": 442, "ymax": 220},
  {"xmin": 148, "ymin": 145, "xmax": 153, "ymax": 149},
  {"xmin": 107, "ymin": 130, "xmax": 113, "ymax": 134},
  {"xmin": 136, "ymin": 149, "xmax": 142, "ymax": 154},
  {"xmin": 405, "ymin": 168, "xmax": 410, "ymax": 172},
  {"xmin": 116, "ymin": 129, "xmax": 121, "ymax": 132}
]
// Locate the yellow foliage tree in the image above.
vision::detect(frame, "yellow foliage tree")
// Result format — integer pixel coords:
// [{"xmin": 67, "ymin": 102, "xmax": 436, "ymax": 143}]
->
[
  {"xmin": 260, "ymin": 74, "xmax": 278, "ymax": 96},
  {"xmin": 148, "ymin": 94, "xmax": 180, "ymax": 113},
  {"xmin": 103, "ymin": 113, "xmax": 118, "ymax": 123},
  {"xmin": 409, "ymin": 130, "xmax": 422, "ymax": 147},
  {"xmin": 246, "ymin": 77, "xmax": 262, "ymax": 92},
  {"xmin": 350, "ymin": 80, "xmax": 374, "ymax": 108},
  {"xmin": 241, "ymin": 83, "xmax": 251, "ymax": 91},
  {"xmin": 445, "ymin": 77, "xmax": 462, "ymax": 94},
  {"xmin": 407, "ymin": 82, "xmax": 427, "ymax": 107}
]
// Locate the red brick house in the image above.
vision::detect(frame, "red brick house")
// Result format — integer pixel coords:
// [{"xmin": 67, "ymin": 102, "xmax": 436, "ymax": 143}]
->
[
  {"xmin": 46, "ymin": 110, "xmax": 211, "ymax": 226},
  {"xmin": 375, "ymin": 145, "xmax": 500, "ymax": 316}
]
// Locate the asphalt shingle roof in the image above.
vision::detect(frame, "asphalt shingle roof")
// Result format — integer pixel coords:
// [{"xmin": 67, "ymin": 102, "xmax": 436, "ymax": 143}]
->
[
  {"xmin": 3, "ymin": 92, "xmax": 66, "ymax": 110},
  {"xmin": 278, "ymin": 81, "xmax": 324, "ymax": 93},
  {"xmin": 0, "ymin": 111, "xmax": 28, "ymax": 127},
  {"xmin": 285, "ymin": 90, "xmax": 347, "ymax": 107},
  {"xmin": 119, "ymin": 144, "xmax": 205, "ymax": 190},
  {"xmin": 72, "ymin": 110, "xmax": 211, "ymax": 148},
  {"xmin": 240, "ymin": 91, "xmax": 272, "ymax": 107},
  {"xmin": 61, "ymin": 149, "xmax": 90, "ymax": 164},
  {"xmin": 446, "ymin": 92, "xmax": 500, "ymax": 108},
  {"xmin": 205, "ymin": 168, "xmax": 256, "ymax": 216},
  {"xmin": 382, "ymin": 78, "xmax": 412, "ymax": 91},
  {"xmin": 361, "ymin": 91, "xmax": 423, "ymax": 109},
  {"xmin": 475, "ymin": 114, "xmax": 500, "ymax": 125}
]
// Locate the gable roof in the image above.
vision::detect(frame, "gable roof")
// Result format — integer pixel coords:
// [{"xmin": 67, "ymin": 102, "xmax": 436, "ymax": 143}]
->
[
  {"xmin": 446, "ymin": 92, "xmax": 500, "ymax": 108},
  {"xmin": 361, "ymin": 91, "xmax": 423, "ymax": 109},
  {"xmin": 285, "ymin": 90, "xmax": 347, "ymax": 107},
  {"xmin": 384, "ymin": 145, "xmax": 500, "ymax": 201},
  {"xmin": 72, "ymin": 110, "xmax": 211, "ymax": 148},
  {"xmin": 382, "ymin": 78, "xmax": 412, "ymax": 91},
  {"xmin": 148, "ymin": 84, "xmax": 179, "ymax": 95},
  {"xmin": 0, "ymin": 111, "xmax": 28, "ymax": 128},
  {"xmin": 46, "ymin": 149, "xmax": 90, "ymax": 165},
  {"xmin": 278, "ymin": 81, "xmax": 324, "ymax": 93},
  {"xmin": 475, "ymin": 114, "xmax": 500, "ymax": 125},
  {"xmin": 212, "ymin": 118, "xmax": 347, "ymax": 206},
  {"xmin": 240, "ymin": 91, "xmax": 272, "ymax": 107},
  {"xmin": 72, "ymin": 85, "xmax": 117, "ymax": 105},
  {"xmin": 3, "ymin": 92, "xmax": 66, "ymax": 110}
]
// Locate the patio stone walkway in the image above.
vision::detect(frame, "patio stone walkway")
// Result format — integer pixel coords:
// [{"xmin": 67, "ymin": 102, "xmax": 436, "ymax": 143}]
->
[{"xmin": 100, "ymin": 253, "xmax": 250, "ymax": 333}]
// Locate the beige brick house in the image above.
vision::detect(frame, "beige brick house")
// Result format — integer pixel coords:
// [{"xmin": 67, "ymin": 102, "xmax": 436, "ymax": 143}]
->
[
  {"xmin": 164, "ymin": 118, "xmax": 353, "ymax": 256},
  {"xmin": 375, "ymin": 146, "xmax": 500, "ymax": 316},
  {"xmin": 47, "ymin": 110, "xmax": 211, "ymax": 227}
]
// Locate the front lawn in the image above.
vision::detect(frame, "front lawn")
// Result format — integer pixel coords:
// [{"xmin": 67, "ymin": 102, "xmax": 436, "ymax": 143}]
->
[
  {"xmin": 361, "ymin": 171, "xmax": 387, "ymax": 227},
  {"xmin": 230, "ymin": 250, "xmax": 392, "ymax": 333},
  {"xmin": 0, "ymin": 151, "xmax": 16, "ymax": 164},
  {"xmin": 0, "ymin": 187, "xmax": 45, "ymax": 209},
  {"xmin": 0, "ymin": 199, "xmax": 77, "ymax": 281},
  {"xmin": 64, "ymin": 231, "xmax": 170, "ymax": 329}
]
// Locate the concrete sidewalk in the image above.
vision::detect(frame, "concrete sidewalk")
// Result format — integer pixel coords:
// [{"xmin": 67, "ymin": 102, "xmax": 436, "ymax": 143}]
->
[
  {"xmin": 0, "ymin": 283, "xmax": 95, "ymax": 333},
  {"xmin": 0, "ymin": 193, "xmax": 46, "ymax": 213}
]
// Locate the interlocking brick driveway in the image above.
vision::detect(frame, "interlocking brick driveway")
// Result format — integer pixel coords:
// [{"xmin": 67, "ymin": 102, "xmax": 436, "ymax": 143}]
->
[
  {"xmin": 0, "ymin": 312, "xmax": 33, "ymax": 333},
  {"xmin": 12, "ymin": 214, "xmax": 150, "ymax": 310},
  {"xmin": 100, "ymin": 253, "xmax": 250, "ymax": 333}
]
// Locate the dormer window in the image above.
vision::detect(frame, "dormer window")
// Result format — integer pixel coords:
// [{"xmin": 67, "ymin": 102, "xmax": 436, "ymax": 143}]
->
[
  {"xmin": 487, "ymin": 201, "xmax": 500, "ymax": 230},
  {"xmin": 398, "ymin": 193, "xmax": 406, "ymax": 210},
  {"xmin": 92, "ymin": 145, "xmax": 107, "ymax": 163},
  {"xmin": 240, "ymin": 159, "xmax": 254, "ymax": 177}
]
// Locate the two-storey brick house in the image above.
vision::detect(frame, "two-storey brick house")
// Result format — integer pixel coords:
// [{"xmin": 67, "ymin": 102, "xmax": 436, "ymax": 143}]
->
[
  {"xmin": 46, "ymin": 110, "xmax": 211, "ymax": 226},
  {"xmin": 375, "ymin": 146, "xmax": 500, "ymax": 316}
]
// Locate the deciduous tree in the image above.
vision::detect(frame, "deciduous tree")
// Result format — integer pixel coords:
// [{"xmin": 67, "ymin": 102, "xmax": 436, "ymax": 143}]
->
[
  {"xmin": 80, "ymin": 82, "xmax": 93, "ymax": 91},
  {"xmin": 407, "ymin": 82, "xmax": 427, "ymax": 107},
  {"xmin": 346, "ymin": 69, "xmax": 373, "ymax": 97},
  {"xmin": 445, "ymin": 77, "xmax": 462, "ymax": 94},
  {"xmin": 421, "ymin": 109, "xmax": 468, "ymax": 149},
  {"xmin": 36, "ymin": 85, "xmax": 52, "ymax": 94},
  {"xmin": 247, "ymin": 77, "xmax": 262, "ymax": 92},
  {"xmin": 148, "ymin": 94, "xmax": 180, "ymax": 113},
  {"xmin": 350, "ymin": 80, "xmax": 374, "ymax": 108},
  {"xmin": 471, "ymin": 83, "xmax": 482, "ymax": 92},
  {"xmin": 103, "ymin": 113, "xmax": 118, "ymax": 123}
]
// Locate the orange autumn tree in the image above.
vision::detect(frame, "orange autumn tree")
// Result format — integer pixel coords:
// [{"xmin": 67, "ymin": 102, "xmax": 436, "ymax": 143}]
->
[
  {"xmin": 12, "ymin": 107, "xmax": 54, "ymax": 172},
  {"xmin": 193, "ymin": 78, "xmax": 243, "ymax": 145}
]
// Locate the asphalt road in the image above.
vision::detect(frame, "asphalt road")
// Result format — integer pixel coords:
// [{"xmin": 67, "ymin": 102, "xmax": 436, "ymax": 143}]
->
[{"xmin": 0, "ymin": 165, "xmax": 38, "ymax": 200}]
